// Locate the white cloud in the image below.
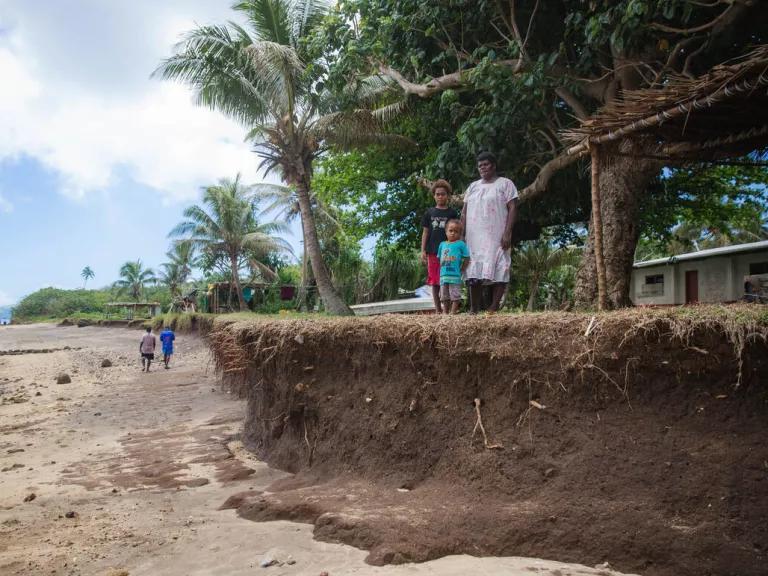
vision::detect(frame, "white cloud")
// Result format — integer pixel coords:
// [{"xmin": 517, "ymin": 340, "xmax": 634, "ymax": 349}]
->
[
  {"xmin": 0, "ymin": 191, "xmax": 13, "ymax": 213},
  {"xmin": 0, "ymin": 1, "xmax": 264, "ymax": 203}
]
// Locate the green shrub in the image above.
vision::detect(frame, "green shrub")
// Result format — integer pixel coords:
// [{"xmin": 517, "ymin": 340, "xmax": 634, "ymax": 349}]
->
[{"xmin": 13, "ymin": 287, "xmax": 112, "ymax": 320}]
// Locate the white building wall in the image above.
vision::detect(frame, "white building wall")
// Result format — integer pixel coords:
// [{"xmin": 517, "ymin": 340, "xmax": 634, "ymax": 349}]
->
[
  {"xmin": 632, "ymin": 248, "xmax": 768, "ymax": 305},
  {"xmin": 631, "ymin": 264, "xmax": 675, "ymax": 305},
  {"xmin": 674, "ymin": 257, "xmax": 729, "ymax": 303},
  {"xmin": 724, "ymin": 256, "xmax": 737, "ymax": 301},
  {"xmin": 735, "ymin": 252, "xmax": 768, "ymax": 296}
]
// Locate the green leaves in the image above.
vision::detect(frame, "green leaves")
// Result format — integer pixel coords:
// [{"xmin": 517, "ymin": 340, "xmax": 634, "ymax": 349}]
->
[
  {"xmin": 170, "ymin": 175, "xmax": 292, "ymax": 265},
  {"xmin": 639, "ymin": 161, "xmax": 768, "ymax": 255},
  {"xmin": 80, "ymin": 266, "xmax": 95, "ymax": 286},
  {"xmin": 233, "ymin": 0, "xmax": 291, "ymax": 45},
  {"xmin": 114, "ymin": 260, "xmax": 157, "ymax": 301},
  {"xmin": 13, "ymin": 288, "xmax": 113, "ymax": 320}
]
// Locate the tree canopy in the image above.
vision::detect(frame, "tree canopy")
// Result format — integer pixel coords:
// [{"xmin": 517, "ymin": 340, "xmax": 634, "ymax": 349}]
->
[
  {"xmin": 305, "ymin": 0, "xmax": 768, "ymax": 306},
  {"xmin": 154, "ymin": 0, "xmax": 415, "ymax": 315},
  {"xmin": 113, "ymin": 260, "xmax": 157, "ymax": 301},
  {"xmin": 170, "ymin": 175, "xmax": 291, "ymax": 311}
]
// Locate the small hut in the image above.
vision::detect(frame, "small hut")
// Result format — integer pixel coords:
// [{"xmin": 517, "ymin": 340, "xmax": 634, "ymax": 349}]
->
[{"xmin": 203, "ymin": 282, "xmax": 298, "ymax": 313}]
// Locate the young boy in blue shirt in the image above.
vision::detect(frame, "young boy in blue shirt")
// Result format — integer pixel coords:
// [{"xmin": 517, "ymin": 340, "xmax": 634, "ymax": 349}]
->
[
  {"xmin": 438, "ymin": 219, "xmax": 470, "ymax": 314},
  {"xmin": 159, "ymin": 326, "xmax": 176, "ymax": 369}
]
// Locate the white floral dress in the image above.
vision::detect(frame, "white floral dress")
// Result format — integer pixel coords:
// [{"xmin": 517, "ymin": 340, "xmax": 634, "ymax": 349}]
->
[{"xmin": 464, "ymin": 177, "xmax": 518, "ymax": 283}]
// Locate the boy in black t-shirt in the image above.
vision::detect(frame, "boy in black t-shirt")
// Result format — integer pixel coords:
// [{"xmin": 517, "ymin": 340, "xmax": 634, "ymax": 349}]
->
[{"xmin": 421, "ymin": 179, "xmax": 459, "ymax": 313}]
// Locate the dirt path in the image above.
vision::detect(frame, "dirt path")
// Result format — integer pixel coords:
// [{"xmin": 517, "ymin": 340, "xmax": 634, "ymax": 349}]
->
[{"xmin": 0, "ymin": 324, "xmax": 635, "ymax": 576}]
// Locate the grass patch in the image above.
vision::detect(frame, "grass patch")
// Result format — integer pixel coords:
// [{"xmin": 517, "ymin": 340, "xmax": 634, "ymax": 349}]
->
[
  {"xmin": 13, "ymin": 312, "xmax": 106, "ymax": 325},
  {"xmin": 147, "ymin": 312, "xmax": 217, "ymax": 334}
]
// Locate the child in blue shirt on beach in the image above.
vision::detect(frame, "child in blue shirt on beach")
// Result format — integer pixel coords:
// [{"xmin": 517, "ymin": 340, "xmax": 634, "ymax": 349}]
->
[
  {"xmin": 438, "ymin": 219, "xmax": 470, "ymax": 314},
  {"xmin": 159, "ymin": 326, "xmax": 176, "ymax": 369}
]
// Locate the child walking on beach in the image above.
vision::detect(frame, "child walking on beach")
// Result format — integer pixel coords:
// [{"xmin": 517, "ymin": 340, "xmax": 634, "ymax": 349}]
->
[
  {"xmin": 421, "ymin": 180, "xmax": 459, "ymax": 313},
  {"xmin": 159, "ymin": 326, "xmax": 176, "ymax": 369},
  {"xmin": 438, "ymin": 219, "xmax": 470, "ymax": 314}
]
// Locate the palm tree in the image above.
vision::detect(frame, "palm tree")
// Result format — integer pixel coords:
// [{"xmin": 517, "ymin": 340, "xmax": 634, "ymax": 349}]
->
[
  {"xmin": 169, "ymin": 175, "xmax": 292, "ymax": 311},
  {"xmin": 154, "ymin": 0, "xmax": 402, "ymax": 315},
  {"xmin": 114, "ymin": 260, "xmax": 156, "ymax": 301},
  {"xmin": 640, "ymin": 216, "xmax": 768, "ymax": 261},
  {"xmin": 80, "ymin": 266, "xmax": 95, "ymax": 289},
  {"xmin": 674, "ymin": 220, "xmax": 768, "ymax": 252},
  {"xmin": 367, "ymin": 246, "xmax": 422, "ymax": 303},
  {"xmin": 166, "ymin": 241, "xmax": 195, "ymax": 285},
  {"xmin": 513, "ymin": 241, "xmax": 580, "ymax": 311},
  {"xmin": 253, "ymin": 182, "xmax": 340, "ymax": 304},
  {"xmin": 158, "ymin": 262, "xmax": 185, "ymax": 299}
]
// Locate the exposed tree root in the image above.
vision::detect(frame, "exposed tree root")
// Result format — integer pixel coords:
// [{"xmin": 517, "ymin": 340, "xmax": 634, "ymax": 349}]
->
[{"xmin": 472, "ymin": 398, "xmax": 503, "ymax": 450}]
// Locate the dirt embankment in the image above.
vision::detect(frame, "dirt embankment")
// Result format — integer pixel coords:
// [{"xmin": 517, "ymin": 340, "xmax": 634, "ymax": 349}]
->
[
  {"xmin": 211, "ymin": 307, "xmax": 768, "ymax": 576},
  {"xmin": 58, "ymin": 312, "xmax": 217, "ymax": 334}
]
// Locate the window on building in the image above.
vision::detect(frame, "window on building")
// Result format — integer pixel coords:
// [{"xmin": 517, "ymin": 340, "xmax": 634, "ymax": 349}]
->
[
  {"xmin": 749, "ymin": 262, "xmax": 768, "ymax": 275},
  {"xmin": 641, "ymin": 274, "xmax": 664, "ymax": 296}
]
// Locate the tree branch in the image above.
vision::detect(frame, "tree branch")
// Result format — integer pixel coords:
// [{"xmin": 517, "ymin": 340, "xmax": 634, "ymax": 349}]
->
[
  {"xmin": 508, "ymin": 1, "xmax": 527, "ymax": 57},
  {"xmin": 377, "ymin": 60, "xmax": 522, "ymax": 98},
  {"xmin": 653, "ymin": 36, "xmax": 704, "ymax": 85},
  {"xmin": 519, "ymin": 150, "xmax": 586, "ymax": 202},
  {"xmin": 555, "ymin": 87, "xmax": 589, "ymax": 120},
  {"xmin": 522, "ymin": 0, "xmax": 541, "ymax": 52},
  {"xmin": 650, "ymin": 1, "xmax": 739, "ymax": 35},
  {"xmin": 682, "ymin": 39, "xmax": 710, "ymax": 77}
]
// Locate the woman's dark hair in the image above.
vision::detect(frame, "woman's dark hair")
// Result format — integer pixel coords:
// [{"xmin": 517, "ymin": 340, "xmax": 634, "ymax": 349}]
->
[{"xmin": 476, "ymin": 151, "xmax": 497, "ymax": 165}]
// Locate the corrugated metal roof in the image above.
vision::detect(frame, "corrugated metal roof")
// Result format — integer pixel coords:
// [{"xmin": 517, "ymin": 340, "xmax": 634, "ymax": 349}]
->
[
  {"xmin": 634, "ymin": 240, "xmax": 768, "ymax": 269},
  {"xmin": 351, "ymin": 297, "xmax": 434, "ymax": 316}
]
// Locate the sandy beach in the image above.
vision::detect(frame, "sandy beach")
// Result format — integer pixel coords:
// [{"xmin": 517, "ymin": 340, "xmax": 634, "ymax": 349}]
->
[{"xmin": 0, "ymin": 323, "xmax": 633, "ymax": 576}]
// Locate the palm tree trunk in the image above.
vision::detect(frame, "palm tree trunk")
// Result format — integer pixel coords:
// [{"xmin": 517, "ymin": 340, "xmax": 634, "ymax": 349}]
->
[
  {"xmin": 527, "ymin": 275, "xmax": 540, "ymax": 312},
  {"xmin": 296, "ymin": 241, "xmax": 309, "ymax": 311},
  {"xmin": 230, "ymin": 252, "xmax": 247, "ymax": 311},
  {"xmin": 295, "ymin": 177, "xmax": 352, "ymax": 316}
]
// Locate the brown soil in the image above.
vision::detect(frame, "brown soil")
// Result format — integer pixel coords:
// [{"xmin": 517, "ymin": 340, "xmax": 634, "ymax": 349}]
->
[
  {"xmin": 2, "ymin": 323, "xmax": 623, "ymax": 576},
  {"xmin": 212, "ymin": 307, "xmax": 768, "ymax": 576}
]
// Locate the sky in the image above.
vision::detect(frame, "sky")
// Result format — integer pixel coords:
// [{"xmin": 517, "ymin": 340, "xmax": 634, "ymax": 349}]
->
[{"xmin": 0, "ymin": 0, "xmax": 300, "ymax": 306}]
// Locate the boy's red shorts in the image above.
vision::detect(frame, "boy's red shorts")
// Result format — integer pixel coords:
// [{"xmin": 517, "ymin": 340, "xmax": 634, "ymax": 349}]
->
[{"xmin": 427, "ymin": 253, "xmax": 441, "ymax": 286}]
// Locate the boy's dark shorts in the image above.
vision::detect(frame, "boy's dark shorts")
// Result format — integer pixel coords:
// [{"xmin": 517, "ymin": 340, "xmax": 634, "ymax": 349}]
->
[{"xmin": 141, "ymin": 353, "xmax": 155, "ymax": 360}]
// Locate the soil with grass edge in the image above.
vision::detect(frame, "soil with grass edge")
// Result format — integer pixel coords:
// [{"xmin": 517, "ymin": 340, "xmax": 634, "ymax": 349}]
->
[{"xmin": 211, "ymin": 308, "xmax": 768, "ymax": 576}]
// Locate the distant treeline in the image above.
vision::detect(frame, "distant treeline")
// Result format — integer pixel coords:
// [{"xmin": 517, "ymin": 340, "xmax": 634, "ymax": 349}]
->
[{"xmin": 12, "ymin": 287, "xmax": 173, "ymax": 321}]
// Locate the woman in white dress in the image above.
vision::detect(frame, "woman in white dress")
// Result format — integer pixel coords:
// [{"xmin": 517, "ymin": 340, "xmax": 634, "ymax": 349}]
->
[{"xmin": 461, "ymin": 152, "xmax": 518, "ymax": 313}]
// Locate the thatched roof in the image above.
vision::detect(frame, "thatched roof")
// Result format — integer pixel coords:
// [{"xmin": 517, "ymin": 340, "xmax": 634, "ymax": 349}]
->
[{"xmin": 564, "ymin": 45, "xmax": 768, "ymax": 160}]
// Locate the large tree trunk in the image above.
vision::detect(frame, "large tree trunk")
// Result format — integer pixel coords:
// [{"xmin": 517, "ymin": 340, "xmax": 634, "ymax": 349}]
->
[
  {"xmin": 295, "ymin": 177, "xmax": 353, "ymax": 316},
  {"xmin": 230, "ymin": 252, "xmax": 247, "ymax": 311},
  {"xmin": 575, "ymin": 141, "xmax": 660, "ymax": 309}
]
